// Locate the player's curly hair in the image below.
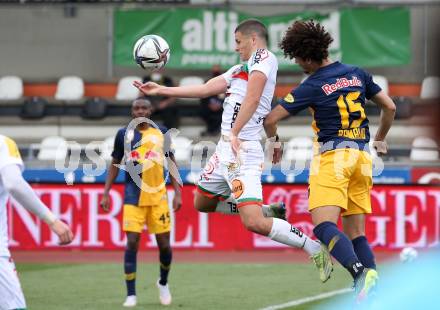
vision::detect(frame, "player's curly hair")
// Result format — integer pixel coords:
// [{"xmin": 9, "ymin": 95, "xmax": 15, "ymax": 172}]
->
[{"xmin": 279, "ymin": 20, "xmax": 333, "ymax": 64}]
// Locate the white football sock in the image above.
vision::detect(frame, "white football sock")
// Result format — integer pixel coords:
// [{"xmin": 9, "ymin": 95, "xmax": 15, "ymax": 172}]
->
[
  {"xmin": 215, "ymin": 195, "xmax": 271, "ymax": 216},
  {"xmin": 268, "ymin": 218, "xmax": 321, "ymax": 256},
  {"xmin": 303, "ymin": 237, "xmax": 321, "ymax": 256}
]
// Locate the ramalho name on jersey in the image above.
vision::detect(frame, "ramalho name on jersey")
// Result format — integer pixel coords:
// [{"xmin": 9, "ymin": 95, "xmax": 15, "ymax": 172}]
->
[
  {"xmin": 220, "ymin": 48, "xmax": 278, "ymax": 141},
  {"xmin": 279, "ymin": 61, "xmax": 382, "ymax": 151}
]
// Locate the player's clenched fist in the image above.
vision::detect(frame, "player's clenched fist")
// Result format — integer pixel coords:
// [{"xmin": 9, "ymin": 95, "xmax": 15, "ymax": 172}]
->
[
  {"xmin": 100, "ymin": 194, "xmax": 110, "ymax": 212},
  {"xmin": 372, "ymin": 140, "xmax": 388, "ymax": 156},
  {"xmin": 172, "ymin": 191, "xmax": 182, "ymax": 212},
  {"xmin": 272, "ymin": 144, "xmax": 282, "ymax": 164},
  {"xmin": 49, "ymin": 220, "xmax": 74, "ymax": 245}
]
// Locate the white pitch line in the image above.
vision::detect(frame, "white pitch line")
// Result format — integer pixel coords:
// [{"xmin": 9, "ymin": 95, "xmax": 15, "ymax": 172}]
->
[{"xmin": 258, "ymin": 288, "xmax": 352, "ymax": 310}]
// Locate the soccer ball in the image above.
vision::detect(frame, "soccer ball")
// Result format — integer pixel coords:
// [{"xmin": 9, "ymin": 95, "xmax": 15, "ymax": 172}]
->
[
  {"xmin": 399, "ymin": 247, "xmax": 418, "ymax": 263},
  {"xmin": 133, "ymin": 35, "xmax": 170, "ymax": 71}
]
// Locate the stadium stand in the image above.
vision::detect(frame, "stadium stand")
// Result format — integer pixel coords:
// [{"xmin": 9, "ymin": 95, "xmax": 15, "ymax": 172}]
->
[
  {"xmin": 284, "ymin": 137, "xmax": 314, "ymax": 161},
  {"xmin": 99, "ymin": 136, "xmax": 115, "ymax": 162},
  {"xmin": 37, "ymin": 136, "xmax": 68, "ymax": 161},
  {"xmin": 54, "ymin": 76, "xmax": 84, "ymax": 102},
  {"xmin": 171, "ymin": 136, "xmax": 193, "ymax": 163},
  {"xmin": 372, "ymin": 75, "xmax": 389, "ymax": 95},
  {"xmin": 115, "ymin": 76, "xmax": 142, "ymax": 101},
  {"xmin": 178, "ymin": 76, "xmax": 205, "ymax": 88},
  {"xmin": 0, "ymin": 76, "xmax": 23, "ymax": 102},
  {"xmin": 177, "ymin": 76, "xmax": 205, "ymax": 104},
  {"xmin": 21, "ymin": 96, "xmax": 47, "ymax": 119},
  {"xmin": 410, "ymin": 136, "xmax": 439, "ymax": 161},
  {"xmin": 420, "ymin": 76, "xmax": 440, "ymax": 99},
  {"xmin": 82, "ymin": 97, "xmax": 108, "ymax": 119},
  {"xmin": 0, "ymin": 77, "xmax": 436, "ymax": 166}
]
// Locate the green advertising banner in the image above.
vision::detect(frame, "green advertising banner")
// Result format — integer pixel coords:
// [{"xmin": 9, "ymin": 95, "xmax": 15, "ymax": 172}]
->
[{"xmin": 114, "ymin": 7, "xmax": 410, "ymax": 70}]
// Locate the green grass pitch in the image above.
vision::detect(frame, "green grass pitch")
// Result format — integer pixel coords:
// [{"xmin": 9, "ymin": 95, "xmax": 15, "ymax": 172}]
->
[{"xmin": 17, "ymin": 262, "xmax": 352, "ymax": 310}]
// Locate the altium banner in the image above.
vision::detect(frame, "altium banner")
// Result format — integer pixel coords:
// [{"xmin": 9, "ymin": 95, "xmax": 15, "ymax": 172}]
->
[{"xmin": 114, "ymin": 7, "xmax": 410, "ymax": 70}]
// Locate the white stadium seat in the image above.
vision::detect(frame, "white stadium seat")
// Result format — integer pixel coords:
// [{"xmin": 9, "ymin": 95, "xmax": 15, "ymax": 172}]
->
[
  {"xmin": 172, "ymin": 136, "xmax": 193, "ymax": 162},
  {"xmin": 55, "ymin": 76, "xmax": 84, "ymax": 101},
  {"xmin": 0, "ymin": 76, "xmax": 23, "ymax": 100},
  {"xmin": 100, "ymin": 136, "xmax": 115, "ymax": 161},
  {"xmin": 420, "ymin": 76, "xmax": 440, "ymax": 99},
  {"xmin": 37, "ymin": 136, "xmax": 68, "ymax": 161},
  {"xmin": 115, "ymin": 76, "xmax": 142, "ymax": 101},
  {"xmin": 178, "ymin": 76, "xmax": 204, "ymax": 103},
  {"xmin": 372, "ymin": 75, "xmax": 389, "ymax": 95},
  {"xmin": 410, "ymin": 137, "xmax": 439, "ymax": 161},
  {"xmin": 178, "ymin": 76, "xmax": 205, "ymax": 87}
]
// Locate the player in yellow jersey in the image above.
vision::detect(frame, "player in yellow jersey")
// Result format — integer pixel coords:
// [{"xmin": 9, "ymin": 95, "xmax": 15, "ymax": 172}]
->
[
  {"xmin": 101, "ymin": 98, "xmax": 182, "ymax": 307},
  {"xmin": 264, "ymin": 20, "xmax": 396, "ymax": 303}
]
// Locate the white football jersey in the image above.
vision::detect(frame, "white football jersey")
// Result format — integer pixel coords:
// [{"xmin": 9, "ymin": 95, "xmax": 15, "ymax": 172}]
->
[
  {"xmin": 221, "ymin": 48, "xmax": 278, "ymax": 140},
  {"xmin": 0, "ymin": 135, "xmax": 24, "ymax": 257}
]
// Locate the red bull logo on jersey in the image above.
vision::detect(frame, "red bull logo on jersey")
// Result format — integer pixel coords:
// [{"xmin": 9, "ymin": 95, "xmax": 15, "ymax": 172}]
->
[
  {"xmin": 321, "ymin": 76, "xmax": 362, "ymax": 95},
  {"xmin": 128, "ymin": 150, "xmax": 161, "ymax": 162}
]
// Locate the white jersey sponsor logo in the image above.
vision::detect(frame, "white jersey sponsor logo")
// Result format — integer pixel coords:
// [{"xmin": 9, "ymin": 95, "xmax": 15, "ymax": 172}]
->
[
  {"xmin": 221, "ymin": 49, "xmax": 278, "ymax": 141},
  {"xmin": 0, "ymin": 135, "xmax": 24, "ymax": 257}
]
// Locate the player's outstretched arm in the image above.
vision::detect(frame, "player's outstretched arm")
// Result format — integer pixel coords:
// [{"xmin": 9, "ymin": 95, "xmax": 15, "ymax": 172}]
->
[
  {"xmin": 0, "ymin": 164, "xmax": 73, "ymax": 245},
  {"xmin": 133, "ymin": 75, "xmax": 228, "ymax": 99},
  {"xmin": 371, "ymin": 90, "xmax": 396, "ymax": 155}
]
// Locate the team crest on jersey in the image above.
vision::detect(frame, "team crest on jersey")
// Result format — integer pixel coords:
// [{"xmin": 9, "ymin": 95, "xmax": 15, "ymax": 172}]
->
[
  {"xmin": 284, "ymin": 93, "xmax": 294, "ymax": 103},
  {"xmin": 231, "ymin": 65, "xmax": 248, "ymax": 81},
  {"xmin": 227, "ymin": 162, "xmax": 239, "ymax": 172},
  {"xmin": 227, "ymin": 162, "xmax": 240, "ymax": 180},
  {"xmin": 252, "ymin": 49, "xmax": 269, "ymax": 65},
  {"xmin": 231, "ymin": 66, "xmax": 241, "ymax": 76}
]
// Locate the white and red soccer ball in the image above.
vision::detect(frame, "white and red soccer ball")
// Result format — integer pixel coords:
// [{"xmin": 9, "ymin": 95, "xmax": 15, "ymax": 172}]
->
[{"xmin": 133, "ymin": 34, "xmax": 170, "ymax": 71}]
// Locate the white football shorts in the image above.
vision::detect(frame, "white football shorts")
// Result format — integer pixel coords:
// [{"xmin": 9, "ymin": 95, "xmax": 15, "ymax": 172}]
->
[
  {"xmin": 0, "ymin": 256, "xmax": 26, "ymax": 310},
  {"xmin": 197, "ymin": 138, "xmax": 264, "ymax": 208}
]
